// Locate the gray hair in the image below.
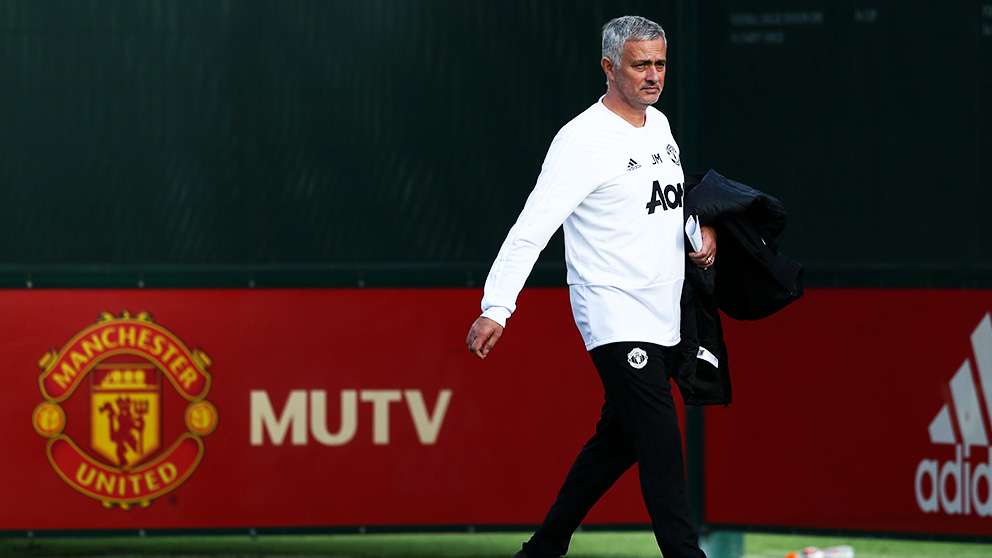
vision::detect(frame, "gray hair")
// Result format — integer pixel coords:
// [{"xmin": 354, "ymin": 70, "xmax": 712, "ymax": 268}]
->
[{"xmin": 601, "ymin": 15, "xmax": 667, "ymax": 69}]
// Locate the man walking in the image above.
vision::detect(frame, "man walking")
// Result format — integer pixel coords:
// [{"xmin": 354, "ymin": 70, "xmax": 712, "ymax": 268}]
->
[{"xmin": 466, "ymin": 15, "xmax": 714, "ymax": 558}]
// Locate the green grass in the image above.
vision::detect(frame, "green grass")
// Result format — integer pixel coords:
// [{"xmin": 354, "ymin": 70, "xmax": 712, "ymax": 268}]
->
[{"xmin": 0, "ymin": 531, "xmax": 989, "ymax": 558}]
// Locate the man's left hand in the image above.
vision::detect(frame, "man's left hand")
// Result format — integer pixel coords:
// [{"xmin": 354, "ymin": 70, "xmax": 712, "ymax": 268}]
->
[{"xmin": 688, "ymin": 225, "xmax": 717, "ymax": 269}]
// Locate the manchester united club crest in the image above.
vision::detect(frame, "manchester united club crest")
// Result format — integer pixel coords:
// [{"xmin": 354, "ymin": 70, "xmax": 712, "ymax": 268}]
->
[{"xmin": 32, "ymin": 311, "xmax": 218, "ymax": 510}]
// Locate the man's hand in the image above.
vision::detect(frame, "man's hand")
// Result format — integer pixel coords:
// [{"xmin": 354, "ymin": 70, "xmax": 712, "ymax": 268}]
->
[
  {"xmin": 466, "ymin": 316, "xmax": 503, "ymax": 360},
  {"xmin": 688, "ymin": 225, "xmax": 717, "ymax": 269}
]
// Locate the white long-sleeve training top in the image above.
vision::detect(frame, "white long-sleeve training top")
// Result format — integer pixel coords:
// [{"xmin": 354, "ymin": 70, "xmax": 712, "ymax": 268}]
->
[{"xmin": 481, "ymin": 99, "xmax": 687, "ymax": 350}]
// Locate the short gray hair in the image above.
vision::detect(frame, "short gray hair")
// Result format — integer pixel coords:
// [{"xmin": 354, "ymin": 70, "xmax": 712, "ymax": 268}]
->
[{"xmin": 601, "ymin": 15, "xmax": 666, "ymax": 68}]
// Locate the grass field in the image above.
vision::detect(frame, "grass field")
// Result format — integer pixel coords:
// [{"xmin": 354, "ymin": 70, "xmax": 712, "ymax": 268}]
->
[{"xmin": 1, "ymin": 531, "xmax": 990, "ymax": 558}]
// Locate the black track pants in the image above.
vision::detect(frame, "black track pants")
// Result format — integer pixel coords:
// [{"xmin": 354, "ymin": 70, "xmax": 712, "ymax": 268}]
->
[{"xmin": 521, "ymin": 342, "xmax": 705, "ymax": 558}]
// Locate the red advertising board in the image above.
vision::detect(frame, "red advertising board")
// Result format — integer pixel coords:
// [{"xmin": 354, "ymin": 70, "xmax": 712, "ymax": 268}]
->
[
  {"xmin": 9, "ymin": 286, "xmax": 988, "ymax": 537},
  {"xmin": 1, "ymin": 288, "xmax": 659, "ymax": 531},
  {"xmin": 704, "ymin": 288, "xmax": 992, "ymax": 537}
]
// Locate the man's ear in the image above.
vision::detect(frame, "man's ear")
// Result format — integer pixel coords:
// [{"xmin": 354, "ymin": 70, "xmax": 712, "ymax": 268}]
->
[{"xmin": 601, "ymin": 57, "xmax": 614, "ymax": 81}]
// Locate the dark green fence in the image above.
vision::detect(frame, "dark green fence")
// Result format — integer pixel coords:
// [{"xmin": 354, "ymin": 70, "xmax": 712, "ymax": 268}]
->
[
  {"xmin": 0, "ymin": 1, "xmax": 988, "ymax": 288},
  {"xmin": 695, "ymin": 1, "xmax": 991, "ymax": 287}
]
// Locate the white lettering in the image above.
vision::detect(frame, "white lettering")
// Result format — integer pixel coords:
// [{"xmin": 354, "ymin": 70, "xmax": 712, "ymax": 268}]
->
[
  {"xmin": 917, "ymin": 445, "xmax": 992, "ymax": 516},
  {"xmin": 916, "ymin": 458, "xmax": 939, "ymax": 512},
  {"xmin": 405, "ymin": 389, "xmax": 453, "ymax": 445},
  {"xmin": 251, "ymin": 389, "xmax": 452, "ymax": 446},
  {"xmin": 973, "ymin": 448, "xmax": 992, "ymax": 517},
  {"xmin": 310, "ymin": 390, "xmax": 358, "ymax": 446},
  {"xmin": 939, "ymin": 445, "xmax": 964, "ymax": 514},
  {"xmin": 360, "ymin": 390, "xmax": 403, "ymax": 445},
  {"xmin": 250, "ymin": 390, "xmax": 307, "ymax": 446}
]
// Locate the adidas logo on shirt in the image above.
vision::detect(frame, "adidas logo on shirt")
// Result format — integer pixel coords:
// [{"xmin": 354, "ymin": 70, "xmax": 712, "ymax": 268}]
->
[
  {"xmin": 627, "ymin": 158, "xmax": 641, "ymax": 171},
  {"xmin": 915, "ymin": 312, "xmax": 992, "ymax": 516}
]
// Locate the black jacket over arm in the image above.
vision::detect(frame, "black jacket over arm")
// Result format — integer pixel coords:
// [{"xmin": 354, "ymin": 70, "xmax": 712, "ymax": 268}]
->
[{"xmin": 673, "ymin": 169, "xmax": 804, "ymax": 406}]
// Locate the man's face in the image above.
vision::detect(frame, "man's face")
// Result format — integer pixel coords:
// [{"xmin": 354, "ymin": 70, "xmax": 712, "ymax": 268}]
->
[{"xmin": 608, "ymin": 38, "xmax": 667, "ymax": 109}]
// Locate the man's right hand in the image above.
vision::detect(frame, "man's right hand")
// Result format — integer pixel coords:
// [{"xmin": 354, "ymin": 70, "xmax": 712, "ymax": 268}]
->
[{"xmin": 466, "ymin": 316, "xmax": 503, "ymax": 360}]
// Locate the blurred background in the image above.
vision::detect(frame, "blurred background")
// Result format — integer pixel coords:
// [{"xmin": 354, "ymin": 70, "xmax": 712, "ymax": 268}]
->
[
  {"xmin": 2, "ymin": 2, "xmax": 992, "ymax": 556},
  {"xmin": 2, "ymin": 0, "xmax": 988, "ymax": 289}
]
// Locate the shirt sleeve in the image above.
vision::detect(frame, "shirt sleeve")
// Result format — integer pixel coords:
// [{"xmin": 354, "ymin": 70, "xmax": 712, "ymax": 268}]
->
[{"xmin": 480, "ymin": 133, "xmax": 597, "ymax": 326}]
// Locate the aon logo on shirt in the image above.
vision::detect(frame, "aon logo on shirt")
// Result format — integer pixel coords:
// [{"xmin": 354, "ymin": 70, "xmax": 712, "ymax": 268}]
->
[{"xmin": 645, "ymin": 181, "xmax": 683, "ymax": 214}]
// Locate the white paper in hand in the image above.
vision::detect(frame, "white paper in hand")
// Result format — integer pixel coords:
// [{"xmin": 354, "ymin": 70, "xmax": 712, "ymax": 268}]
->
[{"xmin": 685, "ymin": 215, "xmax": 703, "ymax": 252}]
